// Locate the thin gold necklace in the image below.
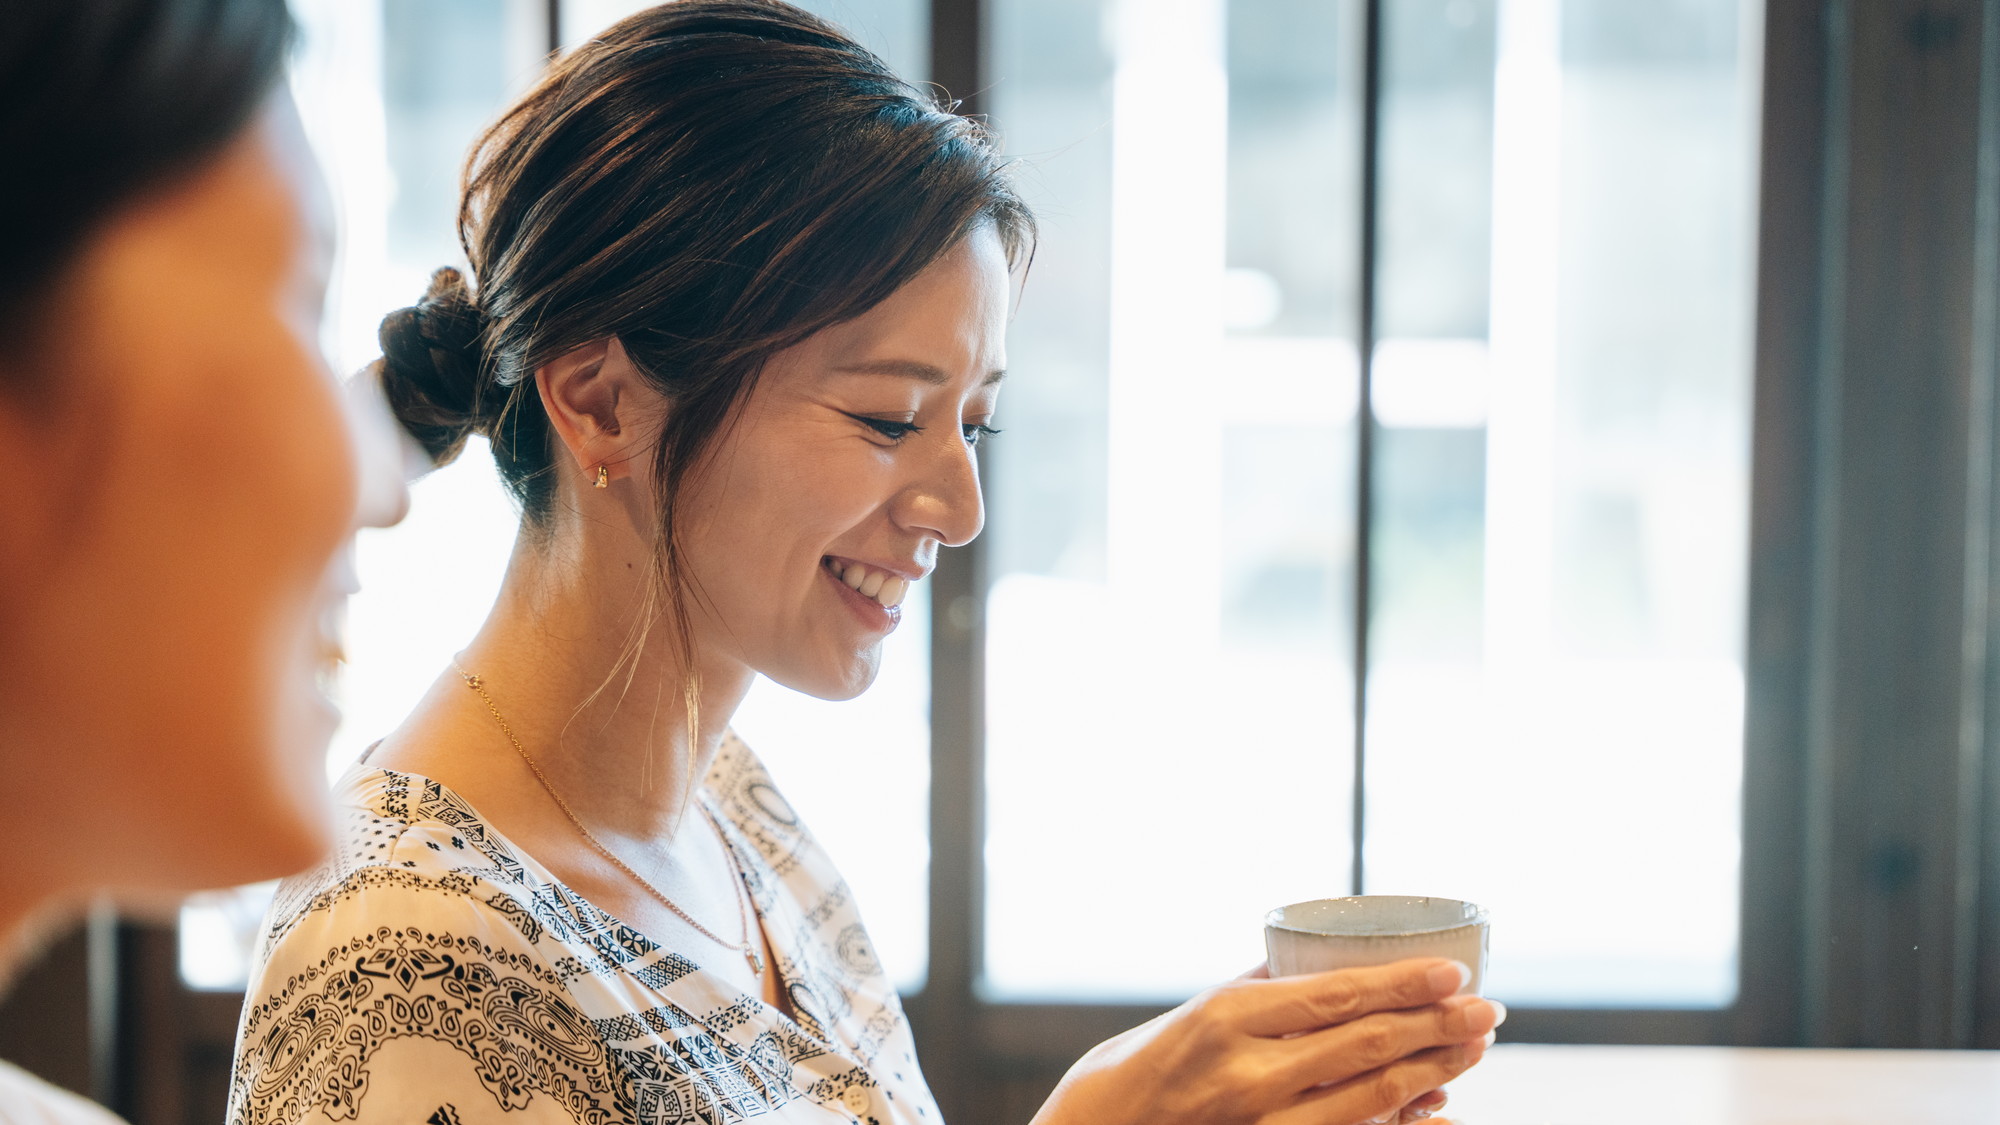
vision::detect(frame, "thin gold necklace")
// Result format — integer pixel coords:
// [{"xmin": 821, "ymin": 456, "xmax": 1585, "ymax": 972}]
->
[{"xmin": 452, "ymin": 660, "xmax": 765, "ymax": 977}]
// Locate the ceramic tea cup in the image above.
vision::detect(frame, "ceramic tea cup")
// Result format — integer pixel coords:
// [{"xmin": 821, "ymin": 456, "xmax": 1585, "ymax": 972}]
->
[{"xmin": 1264, "ymin": 896, "xmax": 1488, "ymax": 994}]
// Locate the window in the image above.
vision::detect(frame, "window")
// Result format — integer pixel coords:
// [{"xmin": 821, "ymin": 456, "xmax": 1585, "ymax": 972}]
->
[
  {"xmin": 983, "ymin": 0, "xmax": 1368, "ymax": 1001},
  {"xmin": 1362, "ymin": 0, "xmax": 1758, "ymax": 1007},
  {"xmin": 981, "ymin": 0, "xmax": 1758, "ymax": 1009}
]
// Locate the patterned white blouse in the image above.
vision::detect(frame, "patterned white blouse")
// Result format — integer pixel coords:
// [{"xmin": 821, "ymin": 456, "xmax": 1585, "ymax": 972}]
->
[{"xmin": 227, "ymin": 733, "xmax": 939, "ymax": 1125}]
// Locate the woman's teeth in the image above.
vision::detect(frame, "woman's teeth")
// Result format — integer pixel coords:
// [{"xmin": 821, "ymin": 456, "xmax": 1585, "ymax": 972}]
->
[
  {"xmin": 314, "ymin": 636, "xmax": 346, "ymax": 698},
  {"xmin": 830, "ymin": 558, "xmax": 909, "ymax": 608}
]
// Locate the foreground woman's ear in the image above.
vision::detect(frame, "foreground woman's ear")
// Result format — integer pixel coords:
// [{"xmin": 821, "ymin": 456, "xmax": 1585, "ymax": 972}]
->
[{"xmin": 534, "ymin": 336, "xmax": 661, "ymax": 486}]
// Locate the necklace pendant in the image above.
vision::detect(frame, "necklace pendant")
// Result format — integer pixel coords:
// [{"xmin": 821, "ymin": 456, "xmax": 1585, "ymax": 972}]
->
[{"xmin": 748, "ymin": 947, "xmax": 765, "ymax": 976}]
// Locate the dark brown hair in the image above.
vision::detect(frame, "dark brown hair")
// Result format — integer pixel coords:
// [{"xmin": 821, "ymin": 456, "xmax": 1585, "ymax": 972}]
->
[
  {"xmin": 0, "ymin": 0, "xmax": 292, "ymax": 353},
  {"xmin": 377, "ymin": 0, "xmax": 1032, "ymax": 690}
]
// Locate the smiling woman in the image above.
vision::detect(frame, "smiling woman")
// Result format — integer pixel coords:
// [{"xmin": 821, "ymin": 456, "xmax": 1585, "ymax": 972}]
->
[
  {"xmin": 0, "ymin": 0, "xmax": 382, "ymax": 1121},
  {"xmin": 227, "ymin": 4, "xmax": 1036, "ymax": 1119},
  {"xmin": 223, "ymin": 4, "xmax": 1499, "ymax": 1125}
]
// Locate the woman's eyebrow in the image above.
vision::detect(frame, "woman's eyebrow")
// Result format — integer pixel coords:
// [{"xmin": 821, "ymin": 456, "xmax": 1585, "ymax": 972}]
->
[{"xmin": 832, "ymin": 359, "xmax": 1007, "ymax": 386}]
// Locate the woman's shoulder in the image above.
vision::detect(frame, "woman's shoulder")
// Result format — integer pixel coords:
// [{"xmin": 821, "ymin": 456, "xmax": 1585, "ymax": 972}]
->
[
  {"xmin": 256, "ymin": 767, "xmax": 545, "ymax": 949},
  {"xmin": 230, "ymin": 770, "xmax": 613, "ymax": 1125},
  {"xmin": 703, "ymin": 729, "xmax": 816, "ymax": 842},
  {"xmin": 247, "ymin": 765, "xmax": 689, "ymax": 1003},
  {"xmin": 0, "ymin": 1062, "xmax": 126, "ymax": 1125}
]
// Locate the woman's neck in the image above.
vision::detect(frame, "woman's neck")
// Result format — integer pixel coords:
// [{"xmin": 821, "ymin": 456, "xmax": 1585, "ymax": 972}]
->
[{"xmin": 446, "ymin": 524, "xmax": 755, "ymax": 844}]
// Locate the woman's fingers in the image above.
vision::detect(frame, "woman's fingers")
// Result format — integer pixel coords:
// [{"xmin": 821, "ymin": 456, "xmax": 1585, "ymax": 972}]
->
[
  {"xmin": 1266, "ymin": 1034, "xmax": 1493, "ymax": 1125},
  {"xmin": 1233, "ymin": 958, "xmax": 1471, "ymax": 1037},
  {"xmin": 1027, "ymin": 963, "xmax": 1492, "ymax": 1125},
  {"xmin": 1397, "ymin": 1087, "xmax": 1448, "ymax": 1122},
  {"xmin": 1268, "ymin": 994, "xmax": 1503, "ymax": 1093}
]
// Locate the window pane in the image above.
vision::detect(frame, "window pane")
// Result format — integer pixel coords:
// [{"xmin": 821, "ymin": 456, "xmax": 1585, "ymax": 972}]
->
[
  {"xmin": 983, "ymin": 0, "xmax": 1363, "ymax": 1000},
  {"xmin": 1363, "ymin": 0, "xmax": 1758, "ymax": 1007}
]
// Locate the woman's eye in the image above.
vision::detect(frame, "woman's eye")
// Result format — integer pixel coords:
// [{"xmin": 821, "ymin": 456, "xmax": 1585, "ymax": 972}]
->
[
  {"xmin": 844, "ymin": 412, "xmax": 999, "ymax": 445},
  {"xmin": 854, "ymin": 415, "xmax": 922, "ymax": 442}
]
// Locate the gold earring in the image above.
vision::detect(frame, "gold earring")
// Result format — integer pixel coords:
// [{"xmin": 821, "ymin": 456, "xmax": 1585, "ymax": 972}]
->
[{"xmin": 594, "ymin": 464, "xmax": 610, "ymax": 489}]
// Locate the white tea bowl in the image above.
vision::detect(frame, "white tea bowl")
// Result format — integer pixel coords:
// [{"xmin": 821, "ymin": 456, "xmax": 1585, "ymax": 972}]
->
[{"xmin": 1265, "ymin": 895, "xmax": 1489, "ymax": 994}]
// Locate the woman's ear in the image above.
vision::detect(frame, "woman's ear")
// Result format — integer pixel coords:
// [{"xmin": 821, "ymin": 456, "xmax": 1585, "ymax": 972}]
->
[{"xmin": 534, "ymin": 336, "xmax": 658, "ymax": 483}]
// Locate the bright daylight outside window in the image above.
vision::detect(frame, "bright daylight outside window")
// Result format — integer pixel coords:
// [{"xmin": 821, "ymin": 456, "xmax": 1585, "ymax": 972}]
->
[
  {"xmin": 984, "ymin": 0, "xmax": 1366, "ymax": 1000},
  {"xmin": 984, "ymin": 0, "xmax": 1759, "ymax": 1007},
  {"xmin": 180, "ymin": 0, "xmax": 934, "ymax": 993}
]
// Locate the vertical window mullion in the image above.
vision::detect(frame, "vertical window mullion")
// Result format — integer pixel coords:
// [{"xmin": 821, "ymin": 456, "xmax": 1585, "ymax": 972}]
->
[
  {"xmin": 1351, "ymin": 0, "xmax": 1384, "ymax": 898},
  {"xmin": 922, "ymin": 5, "xmax": 988, "ymax": 1120}
]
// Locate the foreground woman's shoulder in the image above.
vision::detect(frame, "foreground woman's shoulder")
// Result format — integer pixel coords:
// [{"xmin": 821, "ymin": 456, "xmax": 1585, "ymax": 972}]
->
[
  {"xmin": 228, "ymin": 769, "xmax": 609, "ymax": 1125},
  {"xmin": 0, "ymin": 1062, "xmax": 126, "ymax": 1125}
]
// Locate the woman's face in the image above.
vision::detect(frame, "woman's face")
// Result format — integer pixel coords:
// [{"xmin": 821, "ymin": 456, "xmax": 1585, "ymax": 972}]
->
[
  {"xmin": 0, "ymin": 98, "xmax": 361, "ymax": 895},
  {"xmin": 680, "ymin": 226, "xmax": 1010, "ymax": 700}
]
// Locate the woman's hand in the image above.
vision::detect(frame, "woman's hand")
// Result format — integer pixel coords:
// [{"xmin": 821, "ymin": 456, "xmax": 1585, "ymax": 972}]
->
[{"xmin": 1029, "ymin": 958, "xmax": 1502, "ymax": 1125}]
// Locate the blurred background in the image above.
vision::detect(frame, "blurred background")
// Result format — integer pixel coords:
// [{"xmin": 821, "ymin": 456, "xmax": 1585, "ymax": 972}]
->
[{"xmin": 7, "ymin": 1, "xmax": 2000, "ymax": 1123}]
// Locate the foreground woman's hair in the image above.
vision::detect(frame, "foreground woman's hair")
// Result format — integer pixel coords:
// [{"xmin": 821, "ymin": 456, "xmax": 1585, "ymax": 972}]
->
[
  {"xmin": 2, "ymin": 0, "xmax": 370, "ymax": 1121},
  {"xmin": 0, "ymin": 0, "xmax": 291, "ymax": 343}
]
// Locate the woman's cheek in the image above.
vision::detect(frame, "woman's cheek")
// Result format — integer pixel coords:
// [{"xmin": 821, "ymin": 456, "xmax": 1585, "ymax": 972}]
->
[
  {"xmin": 149, "ymin": 321, "xmax": 353, "ymax": 878},
  {"xmin": 251, "ymin": 333, "xmax": 356, "ymax": 783}
]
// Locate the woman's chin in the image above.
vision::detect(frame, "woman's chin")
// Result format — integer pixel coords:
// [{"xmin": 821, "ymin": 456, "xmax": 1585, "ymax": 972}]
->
[
  {"xmin": 235, "ymin": 669, "xmax": 343, "ymax": 875},
  {"xmin": 218, "ymin": 753, "xmax": 336, "ymax": 884},
  {"xmin": 279, "ymin": 655, "xmax": 342, "ymax": 771},
  {"xmin": 769, "ymin": 651, "xmax": 883, "ymax": 703}
]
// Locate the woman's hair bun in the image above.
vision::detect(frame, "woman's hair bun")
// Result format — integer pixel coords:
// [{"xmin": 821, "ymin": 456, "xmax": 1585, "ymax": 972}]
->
[{"xmin": 378, "ymin": 266, "xmax": 490, "ymax": 466}]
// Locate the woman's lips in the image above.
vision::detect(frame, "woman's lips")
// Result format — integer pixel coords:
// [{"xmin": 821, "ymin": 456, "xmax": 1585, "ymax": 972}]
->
[
  {"xmin": 821, "ymin": 558, "xmax": 903, "ymax": 631},
  {"xmin": 307, "ymin": 567, "xmax": 351, "ymax": 709}
]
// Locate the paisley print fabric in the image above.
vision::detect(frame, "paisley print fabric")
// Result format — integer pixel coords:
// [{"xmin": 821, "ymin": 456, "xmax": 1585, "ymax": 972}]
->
[{"xmin": 227, "ymin": 733, "xmax": 937, "ymax": 1125}]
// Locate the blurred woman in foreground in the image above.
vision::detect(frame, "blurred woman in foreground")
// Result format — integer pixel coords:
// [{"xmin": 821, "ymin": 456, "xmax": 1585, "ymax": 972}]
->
[
  {"xmin": 226, "ymin": 4, "xmax": 1499, "ymax": 1124},
  {"xmin": 0, "ymin": 0, "xmax": 402, "ymax": 1119}
]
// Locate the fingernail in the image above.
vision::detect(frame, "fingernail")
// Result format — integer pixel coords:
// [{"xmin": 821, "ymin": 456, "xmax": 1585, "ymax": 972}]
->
[
  {"xmin": 1428, "ymin": 961, "xmax": 1472, "ymax": 993},
  {"xmin": 1488, "ymin": 1000, "xmax": 1508, "ymax": 1027}
]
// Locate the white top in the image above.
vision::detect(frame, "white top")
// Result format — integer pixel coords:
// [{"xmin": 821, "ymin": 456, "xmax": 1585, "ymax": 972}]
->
[
  {"xmin": 0, "ymin": 1063, "xmax": 123, "ymax": 1125},
  {"xmin": 227, "ymin": 733, "xmax": 938, "ymax": 1125}
]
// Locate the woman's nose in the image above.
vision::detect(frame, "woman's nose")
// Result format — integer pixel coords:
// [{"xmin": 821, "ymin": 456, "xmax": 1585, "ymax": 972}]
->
[
  {"xmin": 345, "ymin": 362, "xmax": 421, "ymax": 532},
  {"xmin": 894, "ymin": 431, "xmax": 985, "ymax": 547}
]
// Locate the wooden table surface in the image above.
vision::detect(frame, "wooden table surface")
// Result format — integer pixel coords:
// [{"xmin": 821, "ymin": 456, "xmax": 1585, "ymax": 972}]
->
[{"xmin": 1443, "ymin": 1044, "xmax": 2000, "ymax": 1124}]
